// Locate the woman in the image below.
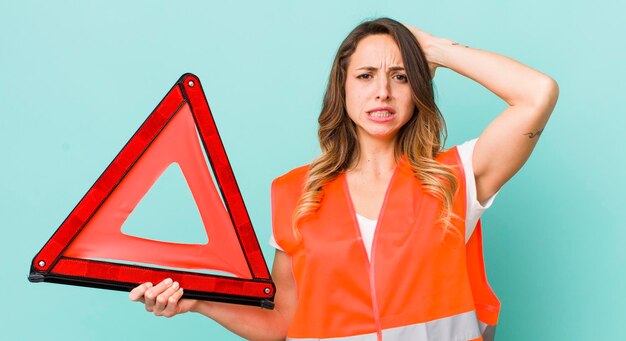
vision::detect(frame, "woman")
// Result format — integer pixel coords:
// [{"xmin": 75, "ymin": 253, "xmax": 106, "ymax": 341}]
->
[{"xmin": 129, "ymin": 17, "xmax": 558, "ymax": 340}]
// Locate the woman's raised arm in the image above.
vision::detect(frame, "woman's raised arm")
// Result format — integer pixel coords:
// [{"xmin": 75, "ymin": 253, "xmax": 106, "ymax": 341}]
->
[{"xmin": 405, "ymin": 24, "xmax": 559, "ymax": 202}]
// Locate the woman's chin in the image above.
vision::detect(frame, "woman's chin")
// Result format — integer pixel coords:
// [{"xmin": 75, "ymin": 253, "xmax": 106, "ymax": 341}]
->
[{"xmin": 360, "ymin": 129, "xmax": 399, "ymax": 142}]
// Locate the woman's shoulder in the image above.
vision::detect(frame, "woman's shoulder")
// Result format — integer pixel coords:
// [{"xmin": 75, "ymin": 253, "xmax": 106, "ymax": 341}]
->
[
  {"xmin": 272, "ymin": 164, "xmax": 310, "ymax": 192},
  {"xmin": 436, "ymin": 138, "xmax": 478, "ymax": 165},
  {"xmin": 270, "ymin": 164, "xmax": 310, "ymax": 218}
]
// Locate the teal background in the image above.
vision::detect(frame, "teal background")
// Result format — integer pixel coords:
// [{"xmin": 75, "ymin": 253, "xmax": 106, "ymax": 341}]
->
[{"xmin": 1, "ymin": 0, "xmax": 624, "ymax": 340}]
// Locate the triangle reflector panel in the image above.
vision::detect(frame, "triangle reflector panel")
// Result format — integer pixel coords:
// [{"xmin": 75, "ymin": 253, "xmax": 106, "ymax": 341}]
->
[{"xmin": 29, "ymin": 73, "xmax": 275, "ymax": 308}]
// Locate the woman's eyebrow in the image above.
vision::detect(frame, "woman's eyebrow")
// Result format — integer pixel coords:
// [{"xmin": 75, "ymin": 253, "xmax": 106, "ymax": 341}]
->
[{"xmin": 355, "ymin": 66, "xmax": 406, "ymax": 71}]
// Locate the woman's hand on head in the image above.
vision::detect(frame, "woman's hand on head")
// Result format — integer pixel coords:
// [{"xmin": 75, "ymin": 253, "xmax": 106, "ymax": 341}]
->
[
  {"xmin": 129, "ymin": 278, "xmax": 198, "ymax": 318},
  {"xmin": 402, "ymin": 23, "xmax": 440, "ymax": 78}
]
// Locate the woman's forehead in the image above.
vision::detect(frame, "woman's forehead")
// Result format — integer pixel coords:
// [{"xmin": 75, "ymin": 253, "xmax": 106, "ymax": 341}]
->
[{"xmin": 349, "ymin": 34, "xmax": 404, "ymax": 70}]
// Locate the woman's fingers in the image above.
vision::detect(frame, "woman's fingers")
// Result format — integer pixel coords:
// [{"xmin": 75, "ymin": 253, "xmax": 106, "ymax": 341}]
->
[
  {"xmin": 128, "ymin": 278, "xmax": 190, "ymax": 318},
  {"xmin": 153, "ymin": 281, "xmax": 180, "ymax": 315},
  {"xmin": 128, "ymin": 282, "xmax": 153, "ymax": 303},
  {"xmin": 160, "ymin": 288, "xmax": 185, "ymax": 318},
  {"xmin": 402, "ymin": 23, "xmax": 435, "ymax": 46},
  {"xmin": 144, "ymin": 278, "xmax": 173, "ymax": 312}
]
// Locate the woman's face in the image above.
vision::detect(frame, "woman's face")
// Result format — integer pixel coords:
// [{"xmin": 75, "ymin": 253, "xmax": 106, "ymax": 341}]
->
[{"xmin": 345, "ymin": 34, "xmax": 415, "ymax": 143}]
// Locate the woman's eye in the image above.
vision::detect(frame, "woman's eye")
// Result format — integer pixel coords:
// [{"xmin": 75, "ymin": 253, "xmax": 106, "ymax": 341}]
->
[
  {"xmin": 394, "ymin": 74, "xmax": 408, "ymax": 82},
  {"xmin": 357, "ymin": 74, "xmax": 372, "ymax": 80}
]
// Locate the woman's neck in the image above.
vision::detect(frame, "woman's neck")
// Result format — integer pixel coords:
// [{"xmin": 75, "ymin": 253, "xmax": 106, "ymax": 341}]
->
[{"xmin": 350, "ymin": 134, "xmax": 397, "ymax": 177}]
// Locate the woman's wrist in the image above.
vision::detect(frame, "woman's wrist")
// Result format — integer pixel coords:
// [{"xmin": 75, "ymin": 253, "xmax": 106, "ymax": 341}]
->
[
  {"xmin": 426, "ymin": 37, "xmax": 474, "ymax": 70},
  {"xmin": 423, "ymin": 37, "xmax": 455, "ymax": 69},
  {"xmin": 189, "ymin": 299, "xmax": 209, "ymax": 314}
]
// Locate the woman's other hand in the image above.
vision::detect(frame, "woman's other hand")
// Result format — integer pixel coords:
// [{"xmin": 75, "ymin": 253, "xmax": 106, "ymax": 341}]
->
[
  {"xmin": 402, "ymin": 23, "xmax": 440, "ymax": 78},
  {"xmin": 129, "ymin": 278, "xmax": 198, "ymax": 318}
]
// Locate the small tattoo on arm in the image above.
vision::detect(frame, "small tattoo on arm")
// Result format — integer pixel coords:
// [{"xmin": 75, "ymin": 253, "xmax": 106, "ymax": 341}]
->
[
  {"xmin": 451, "ymin": 41, "xmax": 470, "ymax": 48},
  {"xmin": 524, "ymin": 128, "xmax": 544, "ymax": 139}
]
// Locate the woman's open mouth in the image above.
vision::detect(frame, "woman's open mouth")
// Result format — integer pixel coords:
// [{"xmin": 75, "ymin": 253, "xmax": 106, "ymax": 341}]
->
[{"xmin": 367, "ymin": 108, "xmax": 395, "ymax": 122}]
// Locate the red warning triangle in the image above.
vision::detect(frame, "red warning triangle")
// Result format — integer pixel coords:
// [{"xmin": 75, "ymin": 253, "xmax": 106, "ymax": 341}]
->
[{"xmin": 29, "ymin": 73, "xmax": 275, "ymax": 308}]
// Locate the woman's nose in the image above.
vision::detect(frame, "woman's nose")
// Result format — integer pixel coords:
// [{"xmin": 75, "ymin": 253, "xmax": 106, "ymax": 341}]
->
[{"xmin": 375, "ymin": 76, "xmax": 391, "ymax": 100}]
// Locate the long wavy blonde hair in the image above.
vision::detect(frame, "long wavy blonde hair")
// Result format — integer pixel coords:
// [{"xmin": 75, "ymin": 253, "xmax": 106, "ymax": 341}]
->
[{"xmin": 292, "ymin": 17, "xmax": 460, "ymax": 241}]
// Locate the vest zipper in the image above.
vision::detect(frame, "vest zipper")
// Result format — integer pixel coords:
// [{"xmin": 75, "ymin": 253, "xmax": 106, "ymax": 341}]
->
[{"xmin": 342, "ymin": 165, "xmax": 400, "ymax": 341}]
